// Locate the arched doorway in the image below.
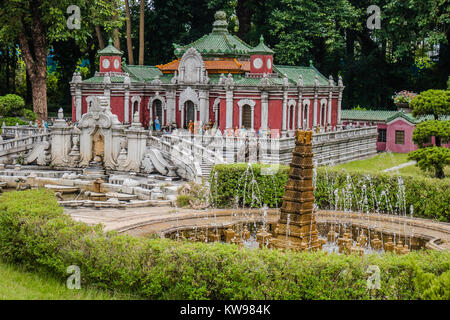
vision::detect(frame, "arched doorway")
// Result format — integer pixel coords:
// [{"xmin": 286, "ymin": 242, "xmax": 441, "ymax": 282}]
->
[
  {"xmin": 152, "ymin": 100, "xmax": 163, "ymax": 125},
  {"xmin": 132, "ymin": 101, "xmax": 139, "ymax": 120},
  {"xmin": 242, "ymin": 104, "xmax": 252, "ymax": 129},
  {"xmin": 184, "ymin": 101, "xmax": 195, "ymax": 128},
  {"xmin": 303, "ymin": 105, "xmax": 308, "ymax": 129}
]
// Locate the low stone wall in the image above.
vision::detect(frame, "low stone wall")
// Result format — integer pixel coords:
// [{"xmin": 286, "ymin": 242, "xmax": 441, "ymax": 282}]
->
[{"xmin": 166, "ymin": 126, "xmax": 378, "ymax": 167}]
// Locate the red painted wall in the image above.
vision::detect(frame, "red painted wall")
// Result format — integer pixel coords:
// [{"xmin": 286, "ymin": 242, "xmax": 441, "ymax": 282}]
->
[
  {"xmin": 268, "ymin": 99, "xmax": 282, "ymax": 131},
  {"xmin": 110, "ymin": 96, "xmax": 124, "ymax": 122}
]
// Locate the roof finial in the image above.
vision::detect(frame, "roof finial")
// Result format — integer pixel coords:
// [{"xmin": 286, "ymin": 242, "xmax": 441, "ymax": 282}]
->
[
  {"xmin": 212, "ymin": 11, "xmax": 228, "ymax": 34},
  {"xmin": 108, "ymin": 37, "xmax": 113, "ymax": 46},
  {"xmin": 309, "ymin": 60, "xmax": 313, "ymax": 67}
]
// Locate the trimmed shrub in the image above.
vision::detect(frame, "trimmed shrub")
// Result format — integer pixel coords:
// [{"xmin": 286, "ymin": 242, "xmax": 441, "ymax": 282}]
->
[
  {"xmin": 0, "ymin": 94, "xmax": 25, "ymax": 117},
  {"xmin": 22, "ymin": 109, "xmax": 37, "ymax": 122},
  {"xmin": 0, "ymin": 117, "xmax": 28, "ymax": 126},
  {"xmin": 209, "ymin": 163, "xmax": 289, "ymax": 208},
  {"xmin": 0, "ymin": 189, "xmax": 449, "ymax": 299},
  {"xmin": 210, "ymin": 164, "xmax": 450, "ymax": 222}
]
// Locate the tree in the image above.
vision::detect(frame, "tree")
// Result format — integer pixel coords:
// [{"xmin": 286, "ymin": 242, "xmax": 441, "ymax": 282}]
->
[
  {"xmin": 412, "ymin": 120, "xmax": 450, "ymax": 147},
  {"xmin": 411, "ymin": 90, "xmax": 450, "ymax": 120},
  {"xmin": 0, "ymin": 0, "xmax": 122, "ymax": 121},
  {"xmin": 125, "ymin": 0, "xmax": 134, "ymax": 65},
  {"xmin": 408, "ymin": 147, "xmax": 450, "ymax": 179},
  {"xmin": 408, "ymin": 89, "xmax": 450, "ymax": 178},
  {"xmin": 139, "ymin": 0, "xmax": 145, "ymax": 65}
]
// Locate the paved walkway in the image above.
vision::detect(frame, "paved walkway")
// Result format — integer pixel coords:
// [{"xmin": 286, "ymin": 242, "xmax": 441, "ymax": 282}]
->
[{"xmin": 383, "ymin": 161, "xmax": 416, "ymax": 172}]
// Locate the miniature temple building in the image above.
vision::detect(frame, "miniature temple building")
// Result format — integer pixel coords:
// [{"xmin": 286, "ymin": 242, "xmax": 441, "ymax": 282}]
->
[{"xmin": 71, "ymin": 11, "xmax": 344, "ymax": 135}]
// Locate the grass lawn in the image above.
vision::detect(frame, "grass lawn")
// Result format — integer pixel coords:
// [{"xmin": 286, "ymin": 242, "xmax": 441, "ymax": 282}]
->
[
  {"xmin": 327, "ymin": 152, "xmax": 450, "ymax": 179},
  {"xmin": 329, "ymin": 152, "xmax": 409, "ymax": 173},
  {"xmin": 0, "ymin": 260, "xmax": 135, "ymax": 300}
]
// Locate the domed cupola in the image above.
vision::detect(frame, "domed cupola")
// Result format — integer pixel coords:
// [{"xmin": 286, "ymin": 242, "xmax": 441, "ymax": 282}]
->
[
  {"xmin": 250, "ymin": 35, "xmax": 274, "ymax": 74},
  {"xmin": 98, "ymin": 38, "xmax": 123, "ymax": 73}
]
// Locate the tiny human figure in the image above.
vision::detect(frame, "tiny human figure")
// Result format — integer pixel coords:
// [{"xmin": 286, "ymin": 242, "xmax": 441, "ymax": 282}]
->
[
  {"xmin": 154, "ymin": 116, "xmax": 161, "ymax": 131},
  {"xmin": 188, "ymin": 120, "xmax": 194, "ymax": 134},
  {"xmin": 149, "ymin": 119, "xmax": 153, "ymax": 131}
]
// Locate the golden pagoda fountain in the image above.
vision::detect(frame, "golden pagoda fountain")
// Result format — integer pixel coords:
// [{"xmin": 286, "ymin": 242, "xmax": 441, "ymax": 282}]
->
[{"xmin": 269, "ymin": 130, "xmax": 324, "ymax": 251}]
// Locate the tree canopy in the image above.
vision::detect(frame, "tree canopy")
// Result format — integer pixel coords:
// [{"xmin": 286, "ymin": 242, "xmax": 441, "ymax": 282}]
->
[{"xmin": 0, "ymin": 0, "xmax": 449, "ymax": 117}]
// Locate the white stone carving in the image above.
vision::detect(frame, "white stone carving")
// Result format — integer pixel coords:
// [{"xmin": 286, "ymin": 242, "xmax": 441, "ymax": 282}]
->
[
  {"xmin": 179, "ymin": 87, "xmax": 199, "ymax": 110},
  {"xmin": 178, "ymin": 47, "xmax": 205, "ymax": 84}
]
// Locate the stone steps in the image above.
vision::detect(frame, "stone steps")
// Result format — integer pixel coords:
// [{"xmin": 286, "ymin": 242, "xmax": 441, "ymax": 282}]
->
[{"xmin": 200, "ymin": 162, "xmax": 212, "ymax": 178}]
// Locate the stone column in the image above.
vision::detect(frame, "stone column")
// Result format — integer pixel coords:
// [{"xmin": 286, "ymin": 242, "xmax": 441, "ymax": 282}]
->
[
  {"xmin": 166, "ymin": 90, "xmax": 176, "ymax": 124},
  {"xmin": 75, "ymin": 87, "xmax": 82, "ymax": 121},
  {"xmin": 297, "ymin": 90, "xmax": 303, "ymax": 129},
  {"xmin": 260, "ymin": 91, "xmax": 269, "ymax": 130},
  {"xmin": 338, "ymin": 89, "xmax": 343, "ymax": 124},
  {"xmin": 225, "ymin": 89, "xmax": 233, "ymax": 129},
  {"xmin": 51, "ymin": 108, "xmax": 72, "ymax": 166},
  {"xmin": 282, "ymin": 90, "xmax": 288, "ymax": 135},
  {"xmin": 124, "ymin": 88, "xmax": 130, "ymax": 124},
  {"xmin": 313, "ymin": 89, "xmax": 318, "ymax": 128},
  {"xmin": 338, "ymin": 76, "xmax": 344, "ymax": 125},
  {"xmin": 199, "ymin": 90, "xmax": 209, "ymax": 124},
  {"xmin": 328, "ymin": 89, "xmax": 332, "ymax": 126},
  {"xmin": 125, "ymin": 113, "xmax": 148, "ymax": 171}
]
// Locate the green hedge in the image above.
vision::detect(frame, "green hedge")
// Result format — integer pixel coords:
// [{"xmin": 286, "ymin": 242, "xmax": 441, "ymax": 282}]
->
[
  {"xmin": 0, "ymin": 189, "xmax": 449, "ymax": 299},
  {"xmin": 210, "ymin": 164, "xmax": 450, "ymax": 222},
  {"xmin": 209, "ymin": 163, "xmax": 289, "ymax": 208}
]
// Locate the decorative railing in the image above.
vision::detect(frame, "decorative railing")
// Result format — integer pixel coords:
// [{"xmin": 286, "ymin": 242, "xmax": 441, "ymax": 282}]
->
[
  {"xmin": 0, "ymin": 133, "xmax": 50, "ymax": 154},
  {"xmin": 0, "ymin": 125, "xmax": 47, "ymax": 139}
]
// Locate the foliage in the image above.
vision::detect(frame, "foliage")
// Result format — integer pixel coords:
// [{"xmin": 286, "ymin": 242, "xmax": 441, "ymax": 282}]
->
[
  {"xmin": 352, "ymin": 106, "xmax": 367, "ymax": 111},
  {"xmin": 176, "ymin": 194, "xmax": 193, "ymax": 208},
  {"xmin": 0, "ymin": 189, "xmax": 449, "ymax": 300},
  {"xmin": 412, "ymin": 120, "xmax": 450, "ymax": 147},
  {"xmin": 22, "ymin": 109, "xmax": 37, "ymax": 122},
  {"xmin": 410, "ymin": 90, "xmax": 450, "ymax": 120},
  {"xmin": 210, "ymin": 164, "xmax": 450, "ymax": 222},
  {"xmin": 393, "ymin": 90, "xmax": 418, "ymax": 105},
  {"xmin": 409, "ymin": 89, "xmax": 450, "ymax": 178},
  {"xmin": 0, "ymin": 94, "xmax": 25, "ymax": 117},
  {"xmin": 209, "ymin": 163, "xmax": 289, "ymax": 208},
  {"xmin": 408, "ymin": 147, "xmax": 450, "ymax": 179},
  {"xmin": 177, "ymin": 181, "xmax": 210, "ymax": 208},
  {"xmin": 0, "ymin": 117, "xmax": 27, "ymax": 126}
]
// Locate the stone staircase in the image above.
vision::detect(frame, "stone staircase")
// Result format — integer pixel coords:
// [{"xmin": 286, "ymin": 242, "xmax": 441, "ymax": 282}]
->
[{"xmin": 200, "ymin": 161, "xmax": 213, "ymax": 178}]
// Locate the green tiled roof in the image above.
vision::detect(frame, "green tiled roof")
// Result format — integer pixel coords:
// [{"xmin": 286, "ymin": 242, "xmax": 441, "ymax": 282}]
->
[
  {"xmin": 250, "ymin": 35, "xmax": 274, "ymax": 55},
  {"xmin": 342, "ymin": 109, "xmax": 450, "ymax": 124},
  {"xmin": 273, "ymin": 65, "xmax": 328, "ymax": 86},
  {"xmin": 341, "ymin": 110, "xmax": 399, "ymax": 121},
  {"xmin": 98, "ymin": 38, "xmax": 123, "ymax": 56},
  {"xmin": 386, "ymin": 112, "xmax": 419, "ymax": 124},
  {"xmin": 83, "ymin": 76, "xmax": 128, "ymax": 84},
  {"xmin": 174, "ymin": 11, "xmax": 252, "ymax": 58},
  {"xmin": 122, "ymin": 65, "xmax": 163, "ymax": 82}
]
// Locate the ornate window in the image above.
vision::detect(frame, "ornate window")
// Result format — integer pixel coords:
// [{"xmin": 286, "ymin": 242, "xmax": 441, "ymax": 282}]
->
[
  {"xmin": 242, "ymin": 105, "xmax": 252, "ymax": 129},
  {"xmin": 395, "ymin": 130, "xmax": 405, "ymax": 145},
  {"xmin": 237, "ymin": 99, "xmax": 256, "ymax": 129}
]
